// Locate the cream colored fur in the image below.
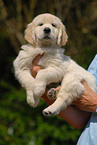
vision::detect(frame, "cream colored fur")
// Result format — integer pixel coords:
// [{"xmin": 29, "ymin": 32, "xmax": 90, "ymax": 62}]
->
[{"xmin": 13, "ymin": 13, "xmax": 96, "ymax": 116}]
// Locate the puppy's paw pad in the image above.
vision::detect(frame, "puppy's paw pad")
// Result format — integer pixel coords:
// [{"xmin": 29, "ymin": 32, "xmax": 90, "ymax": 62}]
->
[
  {"xmin": 47, "ymin": 88, "xmax": 56, "ymax": 100},
  {"xmin": 43, "ymin": 110, "xmax": 53, "ymax": 116}
]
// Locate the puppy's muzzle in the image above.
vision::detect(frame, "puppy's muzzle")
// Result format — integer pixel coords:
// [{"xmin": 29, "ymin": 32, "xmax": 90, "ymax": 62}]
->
[
  {"xmin": 44, "ymin": 27, "xmax": 51, "ymax": 39},
  {"xmin": 44, "ymin": 27, "xmax": 51, "ymax": 34}
]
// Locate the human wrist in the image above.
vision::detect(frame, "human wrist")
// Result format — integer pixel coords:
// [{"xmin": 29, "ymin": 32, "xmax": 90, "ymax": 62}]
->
[
  {"xmin": 95, "ymin": 106, "xmax": 97, "ymax": 113},
  {"xmin": 90, "ymin": 99, "xmax": 97, "ymax": 112},
  {"xmin": 92, "ymin": 93, "xmax": 97, "ymax": 112}
]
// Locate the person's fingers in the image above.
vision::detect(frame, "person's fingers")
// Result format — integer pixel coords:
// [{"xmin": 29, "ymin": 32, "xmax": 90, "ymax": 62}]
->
[
  {"xmin": 31, "ymin": 65, "xmax": 44, "ymax": 77},
  {"xmin": 73, "ymin": 81, "xmax": 97, "ymax": 112},
  {"xmin": 31, "ymin": 53, "xmax": 44, "ymax": 77},
  {"xmin": 81, "ymin": 81, "xmax": 88, "ymax": 87},
  {"xmin": 32, "ymin": 53, "xmax": 44, "ymax": 65}
]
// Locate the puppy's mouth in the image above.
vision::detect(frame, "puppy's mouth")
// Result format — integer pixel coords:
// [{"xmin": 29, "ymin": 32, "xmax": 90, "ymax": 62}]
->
[{"xmin": 44, "ymin": 36, "xmax": 51, "ymax": 39}]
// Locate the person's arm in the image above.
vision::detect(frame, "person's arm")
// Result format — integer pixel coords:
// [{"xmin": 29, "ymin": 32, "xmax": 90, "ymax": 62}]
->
[{"xmin": 59, "ymin": 106, "xmax": 90, "ymax": 129}]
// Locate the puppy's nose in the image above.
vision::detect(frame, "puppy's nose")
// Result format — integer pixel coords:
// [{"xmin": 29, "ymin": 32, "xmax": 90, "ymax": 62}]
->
[{"xmin": 44, "ymin": 27, "xmax": 51, "ymax": 33}]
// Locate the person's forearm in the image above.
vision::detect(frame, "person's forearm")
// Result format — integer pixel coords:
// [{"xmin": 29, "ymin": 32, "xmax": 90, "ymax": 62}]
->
[
  {"xmin": 42, "ymin": 92, "xmax": 91, "ymax": 129},
  {"xmin": 59, "ymin": 106, "xmax": 91, "ymax": 129}
]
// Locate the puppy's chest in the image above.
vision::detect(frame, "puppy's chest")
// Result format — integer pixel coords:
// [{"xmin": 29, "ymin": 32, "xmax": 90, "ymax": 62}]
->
[{"xmin": 38, "ymin": 54, "xmax": 63, "ymax": 67}]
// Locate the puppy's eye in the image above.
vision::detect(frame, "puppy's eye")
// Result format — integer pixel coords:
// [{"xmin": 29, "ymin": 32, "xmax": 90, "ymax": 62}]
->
[
  {"xmin": 52, "ymin": 23, "xmax": 56, "ymax": 27},
  {"xmin": 39, "ymin": 23, "xmax": 43, "ymax": 26}
]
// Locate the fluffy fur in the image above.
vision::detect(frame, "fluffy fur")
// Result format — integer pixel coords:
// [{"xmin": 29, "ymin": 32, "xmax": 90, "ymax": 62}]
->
[{"xmin": 13, "ymin": 13, "xmax": 96, "ymax": 116}]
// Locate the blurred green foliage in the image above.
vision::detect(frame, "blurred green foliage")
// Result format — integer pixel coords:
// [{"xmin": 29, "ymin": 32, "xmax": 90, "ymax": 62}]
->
[
  {"xmin": 0, "ymin": 80, "xmax": 81, "ymax": 145},
  {"xmin": 0, "ymin": 0, "xmax": 97, "ymax": 144}
]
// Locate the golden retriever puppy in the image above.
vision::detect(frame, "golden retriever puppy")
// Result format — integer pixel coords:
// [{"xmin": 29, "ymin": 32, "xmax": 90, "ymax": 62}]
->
[{"xmin": 13, "ymin": 13, "xmax": 96, "ymax": 116}]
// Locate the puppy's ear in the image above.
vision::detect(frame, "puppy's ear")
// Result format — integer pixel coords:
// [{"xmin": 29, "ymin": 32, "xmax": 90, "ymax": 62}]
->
[
  {"xmin": 57, "ymin": 23, "xmax": 68, "ymax": 47},
  {"xmin": 24, "ymin": 22, "xmax": 35, "ymax": 46}
]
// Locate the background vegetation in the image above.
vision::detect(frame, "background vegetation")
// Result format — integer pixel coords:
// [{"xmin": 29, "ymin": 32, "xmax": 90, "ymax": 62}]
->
[{"xmin": 0, "ymin": 0, "xmax": 97, "ymax": 144}]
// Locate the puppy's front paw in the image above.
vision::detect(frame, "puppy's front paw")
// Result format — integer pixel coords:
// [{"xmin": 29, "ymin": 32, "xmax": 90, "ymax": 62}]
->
[
  {"xmin": 43, "ymin": 106, "xmax": 60, "ymax": 116},
  {"xmin": 27, "ymin": 90, "xmax": 35, "ymax": 107}
]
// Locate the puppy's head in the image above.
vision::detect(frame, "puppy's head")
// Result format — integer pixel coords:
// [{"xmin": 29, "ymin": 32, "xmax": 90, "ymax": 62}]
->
[{"xmin": 25, "ymin": 13, "xmax": 68, "ymax": 47}]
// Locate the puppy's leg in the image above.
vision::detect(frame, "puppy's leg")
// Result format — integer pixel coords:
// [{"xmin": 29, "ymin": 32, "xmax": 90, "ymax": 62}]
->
[
  {"xmin": 33, "ymin": 67, "xmax": 63, "ymax": 107},
  {"xmin": 13, "ymin": 53, "xmax": 35, "ymax": 107},
  {"xmin": 43, "ymin": 73, "xmax": 85, "ymax": 116},
  {"xmin": 43, "ymin": 96, "xmax": 67, "ymax": 116},
  {"xmin": 15, "ymin": 69, "xmax": 35, "ymax": 107}
]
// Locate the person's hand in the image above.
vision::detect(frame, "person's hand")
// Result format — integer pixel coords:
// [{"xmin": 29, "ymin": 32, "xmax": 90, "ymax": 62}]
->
[
  {"xmin": 73, "ymin": 81, "xmax": 97, "ymax": 112},
  {"xmin": 31, "ymin": 53, "xmax": 44, "ymax": 78}
]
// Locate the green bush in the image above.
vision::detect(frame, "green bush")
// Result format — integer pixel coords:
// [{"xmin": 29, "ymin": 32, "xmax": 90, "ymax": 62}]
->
[{"xmin": 0, "ymin": 81, "xmax": 81, "ymax": 145}]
